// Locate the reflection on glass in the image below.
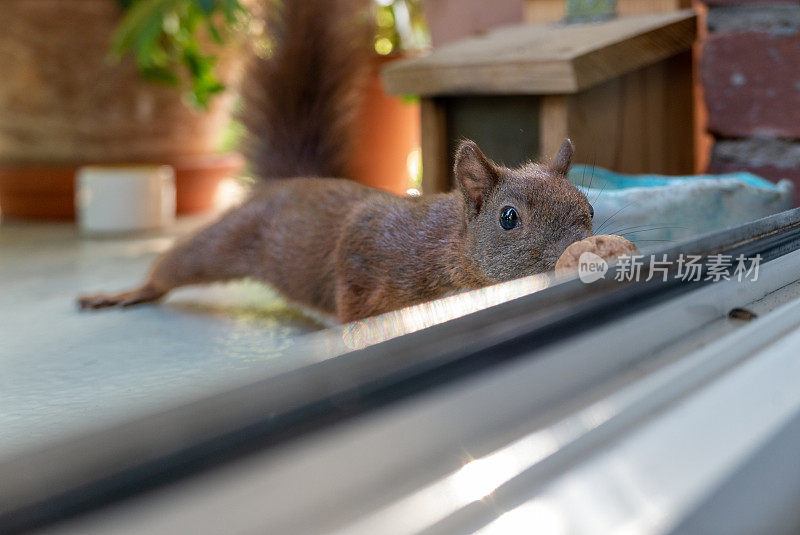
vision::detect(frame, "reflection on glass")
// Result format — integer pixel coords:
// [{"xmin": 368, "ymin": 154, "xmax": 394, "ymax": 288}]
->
[
  {"xmin": 476, "ymin": 499, "xmax": 567, "ymax": 535},
  {"xmin": 341, "ymin": 273, "xmax": 552, "ymax": 350}
]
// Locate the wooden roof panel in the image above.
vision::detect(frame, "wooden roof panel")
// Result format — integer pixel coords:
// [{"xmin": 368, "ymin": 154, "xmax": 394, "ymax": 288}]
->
[{"xmin": 383, "ymin": 10, "xmax": 696, "ymax": 96}]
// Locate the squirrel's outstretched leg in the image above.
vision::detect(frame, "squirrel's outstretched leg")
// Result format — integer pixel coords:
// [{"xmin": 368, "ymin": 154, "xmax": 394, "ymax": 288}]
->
[{"xmin": 78, "ymin": 202, "xmax": 266, "ymax": 310}]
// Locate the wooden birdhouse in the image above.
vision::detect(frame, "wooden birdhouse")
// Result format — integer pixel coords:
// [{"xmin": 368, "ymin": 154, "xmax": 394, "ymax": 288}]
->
[{"xmin": 382, "ymin": 10, "xmax": 697, "ymax": 193}]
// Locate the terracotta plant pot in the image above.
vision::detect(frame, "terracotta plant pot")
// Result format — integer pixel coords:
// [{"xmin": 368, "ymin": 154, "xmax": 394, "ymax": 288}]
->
[
  {"xmin": 0, "ymin": 166, "xmax": 76, "ymax": 220},
  {"xmin": 0, "ymin": 0, "xmax": 244, "ymax": 220},
  {"xmin": 349, "ymin": 54, "xmax": 420, "ymax": 195},
  {"xmin": 0, "ymin": 154, "xmax": 244, "ymax": 220},
  {"xmin": 171, "ymin": 154, "xmax": 245, "ymax": 214}
]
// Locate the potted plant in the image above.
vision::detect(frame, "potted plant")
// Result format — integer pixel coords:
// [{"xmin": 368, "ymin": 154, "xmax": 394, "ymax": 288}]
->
[
  {"xmin": 116, "ymin": 0, "xmax": 428, "ymax": 196},
  {"xmin": 114, "ymin": 0, "xmax": 431, "ymax": 197},
  {"xmin": 349, "ymin": 0, "xmax": 429, "ymax": 195},
  {"xmin": 0, "ymin": 0, "xmax": 247, "ymax": 220}
]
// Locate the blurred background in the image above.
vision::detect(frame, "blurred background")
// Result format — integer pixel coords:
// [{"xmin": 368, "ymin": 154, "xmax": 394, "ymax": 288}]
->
[
  {"xmin": 0, "ymin": 0, "xmax": 798, "ymax": 219},
  {"xmin": 0, "ymin": 0, "xmax": 428, "ymax": 221}
]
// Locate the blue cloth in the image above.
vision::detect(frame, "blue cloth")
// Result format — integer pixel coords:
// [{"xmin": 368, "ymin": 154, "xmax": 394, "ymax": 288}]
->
[
  {"xmin": 569, "ymin": 166, "xmax": 784, "ymax": 191},
  {"xmin": 566, "ymin": 166, "xmax": 794, "ymax": 249}
]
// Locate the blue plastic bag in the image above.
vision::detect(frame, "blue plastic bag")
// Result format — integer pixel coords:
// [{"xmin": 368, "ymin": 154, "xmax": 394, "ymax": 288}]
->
[{"xmin": 568, "ymin": 166, "xmax": 794, "ymax": 249}]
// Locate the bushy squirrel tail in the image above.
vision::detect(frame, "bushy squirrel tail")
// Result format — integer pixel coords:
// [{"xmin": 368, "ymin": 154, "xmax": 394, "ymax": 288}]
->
[{"xmin": 240, "ymin": 0, "xmax": 370, "ymax": 179}]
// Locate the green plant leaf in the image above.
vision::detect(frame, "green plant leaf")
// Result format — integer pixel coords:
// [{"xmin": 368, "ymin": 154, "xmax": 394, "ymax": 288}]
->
[
  {"xmin": 223, "ymin": 0, "xmax": 244, "ymax": 23},
  {"xmin": 140, "ymin": 65, "xmax": 181, "ymax": 86},
  {"xmin": 111, "ymin": 0, "xmax": 173, "ymax": 59},
  {"xmin": 198, "ymin": 0, "xmax": 216, "ymax": 15},
  {"xmin": 114, "ymin": 0, "xmax": 250, "ymax": 109},
  {"xmin": 207, "ymin": 20, "xmax": 223, "ymax": 44}
]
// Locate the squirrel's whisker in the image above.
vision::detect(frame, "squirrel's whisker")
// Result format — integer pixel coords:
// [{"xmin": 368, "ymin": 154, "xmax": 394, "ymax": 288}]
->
[
  {"xmin": 608, "ymin": 224, "xmax": 688, "ymax": 235},
  {"xmin": 595, "ymin": 202, "xmax": 638, "ymax": 234}
]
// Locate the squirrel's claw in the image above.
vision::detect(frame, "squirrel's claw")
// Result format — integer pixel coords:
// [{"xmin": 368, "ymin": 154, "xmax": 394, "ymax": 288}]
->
[{"xmin": 77, "ymin": 284, "xmax": 164, "ymax": 311}]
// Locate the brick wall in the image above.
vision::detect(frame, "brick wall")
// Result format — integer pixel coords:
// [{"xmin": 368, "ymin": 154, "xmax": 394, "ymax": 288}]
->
[
  {"xmin": 422, "ymin": 0, "xmax": 525, "ymax": 47},
  {"xmin": 701, "ymin": 0, "xmax": 800, "ymax": 204}
]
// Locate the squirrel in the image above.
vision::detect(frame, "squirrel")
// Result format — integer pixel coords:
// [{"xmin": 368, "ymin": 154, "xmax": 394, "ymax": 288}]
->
[{"xmin": 78, "ymin": 0, "xmax": 594, "ymax": 323}]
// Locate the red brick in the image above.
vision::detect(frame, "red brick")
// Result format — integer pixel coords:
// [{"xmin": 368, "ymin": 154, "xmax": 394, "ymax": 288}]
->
[
  {"xmin": 702, "ymin": 31, "xmax": 800, "ymax": 138},
  {"xmin": 421, "ymin": 0, "xmax": 525, "ymax": 47},
  {"xmin": 709, "ymin": 159, "xmax": 800, "ymax": 206}
]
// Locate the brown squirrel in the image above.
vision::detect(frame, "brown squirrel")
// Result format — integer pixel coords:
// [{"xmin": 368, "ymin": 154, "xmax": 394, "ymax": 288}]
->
[{"xmin": 78, "ymin": 0, "xmax": 594, "ymax": 323}]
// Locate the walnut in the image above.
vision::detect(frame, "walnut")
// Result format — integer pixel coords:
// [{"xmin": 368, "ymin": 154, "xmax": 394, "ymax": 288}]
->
[{"xmin": 556, "ymin": 235, "xmax": 639, "ymax": 273}]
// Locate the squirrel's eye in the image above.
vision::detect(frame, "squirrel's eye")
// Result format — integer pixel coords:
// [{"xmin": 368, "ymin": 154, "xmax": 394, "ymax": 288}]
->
[
  {"xmin": 589, "ymin": 204, "xmax": 594, "ymax": 218},
  {"xmin": 499, "ymin": 206, "xmax": 519, "ymax": 230}
]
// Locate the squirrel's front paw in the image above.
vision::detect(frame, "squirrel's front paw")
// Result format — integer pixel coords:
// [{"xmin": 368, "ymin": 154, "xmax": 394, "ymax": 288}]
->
[
  {"xmin": 555, "ymin": 235, "xmax": 639, "ymax": 274},
  {"xmin": 77, "ymin": 284, "xmax": 165, "ymax": 310}
]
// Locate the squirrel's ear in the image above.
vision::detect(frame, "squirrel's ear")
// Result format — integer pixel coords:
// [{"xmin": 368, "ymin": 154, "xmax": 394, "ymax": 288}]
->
[
  {"xmin": 455, "ymin": 140, "xmax": 500, "ymax": 217},
  {"xmin": 551, "ymin": 138, "xmax": 574, "ymax": 176}
]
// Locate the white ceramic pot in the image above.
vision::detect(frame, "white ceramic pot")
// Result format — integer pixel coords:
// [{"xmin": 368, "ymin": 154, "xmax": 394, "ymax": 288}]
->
[{"xmin": 76, "ymin": 165, "xmax": 176, "ymax": 235}]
